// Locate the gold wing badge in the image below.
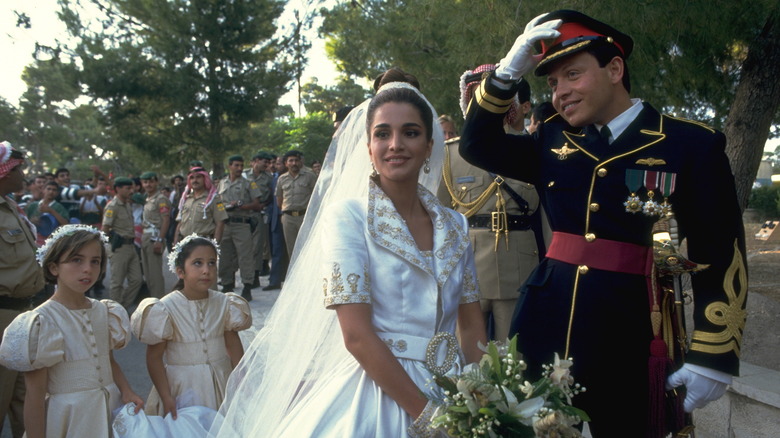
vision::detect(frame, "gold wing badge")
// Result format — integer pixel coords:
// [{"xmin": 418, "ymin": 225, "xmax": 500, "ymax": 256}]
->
[
  {"xmin": 636, "ymin": 158, "xmax": 667, "ymax": 166},
  {"xmin": 551, "ymin": 142, "xmax": 579, "ymax": 160}
]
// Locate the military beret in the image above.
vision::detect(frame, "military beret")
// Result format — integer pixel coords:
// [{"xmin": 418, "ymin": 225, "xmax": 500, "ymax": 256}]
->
[
  {"xmin": 113, "ymin": 177, "xmax": 134, "ymax": 187},
  {"xmin": 228, "ymin": 154, "xmax": 244, "ymax": 163},
  {"xmin": 139, "ymin": 171, "xmax": 157, "ymax": 180},
  {"xmin": 252, "ymin": 151, "xmax": 273, "ymax": 161},
  {"xmin": 534, "ymin": 10, "xmax": 633, "ymax": 76}
]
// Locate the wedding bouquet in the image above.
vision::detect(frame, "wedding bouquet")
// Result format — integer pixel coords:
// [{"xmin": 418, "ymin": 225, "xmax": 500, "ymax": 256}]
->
[{"xmin": 428, "ymin": 336, "xmax": 589, "ymax": 438}]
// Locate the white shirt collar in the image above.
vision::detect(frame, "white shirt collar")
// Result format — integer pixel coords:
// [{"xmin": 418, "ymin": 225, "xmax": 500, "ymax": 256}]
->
[{"xmin": 595, "ymin": 98, "xmax": 643, "ymax": 144}]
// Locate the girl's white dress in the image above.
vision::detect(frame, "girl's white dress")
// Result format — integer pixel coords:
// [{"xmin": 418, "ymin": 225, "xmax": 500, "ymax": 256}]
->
[
  {"xmin": 0, "ymin": 298, "xmax": 130, "ymax": 437},
  {"xmin": 130, "ymin": 290, "xmax": 251, "ymax": 414}
]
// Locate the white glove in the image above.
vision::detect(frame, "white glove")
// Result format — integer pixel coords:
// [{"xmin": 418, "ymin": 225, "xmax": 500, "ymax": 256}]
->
[
  {"xmin": 495, "ymin": 13, "xmax": 563, "ymax": 81},
  {"xmin": 666, "ymin": 364, "xmax": 729, "ymax": 412}
]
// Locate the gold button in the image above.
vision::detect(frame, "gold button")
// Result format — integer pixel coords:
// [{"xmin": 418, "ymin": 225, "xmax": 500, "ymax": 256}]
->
[
  {"xmin": 589, "ymin": 203, "xmax": 600, "ymax": 212},
  {"xmin": 460, "ymin": 186, "xmax": 466, "ymax": 191},
  {"xmin": 585, "ymin": 233, "xmax": 596, "ymax": 242},
  {"xmin": 578, "ymin": 265, "xmax": 589, "ymax": 275},
  {"xmin": 548, "ymin": 181, "xmax": 555, "ymax": 187},
  {"xmin": 597, "ymin": 168, "xmax": 607, "ymax": 177}
]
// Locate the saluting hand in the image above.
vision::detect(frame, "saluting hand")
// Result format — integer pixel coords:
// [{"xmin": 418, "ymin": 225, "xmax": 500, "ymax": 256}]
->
[{"xmin": 495, "ymin": 12, "xmax": 562, "ymax": 81}]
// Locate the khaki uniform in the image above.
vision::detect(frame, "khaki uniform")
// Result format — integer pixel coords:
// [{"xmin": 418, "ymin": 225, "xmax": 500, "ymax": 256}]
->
[
  {"xmin": 141, "ymin": 191, "xmax": 171, "ymax": 298},
  {"xmin": 103, "ymin": 197, "xmax": 143, "ymax": 308},
  {"xmin": 217, "ymin": 176, "xmax": 261, "ymax": 285},
  {"xmin": 276, "ymin": 170, "xmax": 316, "ymax": 258},
  {"xmin": 438, "ymin": 138, "xmax": 545, "ymax": 340},
  {"xmin": 176, "ymin": 191, "xmax": 228, "ymax": 238},
  {"xmin": 245, "ymin": 170, "xmax": 273, "ymax": 272},
  {"xmin": 0, "ymin": 196, "xmax": 45, "ymax": 438}
]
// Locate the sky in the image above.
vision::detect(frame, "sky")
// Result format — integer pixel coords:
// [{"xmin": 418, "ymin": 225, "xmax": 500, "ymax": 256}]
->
[{"xmin": 1, "ymin": 0, "xmax": 341, "ymax": 115}]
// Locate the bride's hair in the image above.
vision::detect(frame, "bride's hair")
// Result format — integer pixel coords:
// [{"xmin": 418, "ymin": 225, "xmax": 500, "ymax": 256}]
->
[
  {"xmin": 366, "ymin": 87, "xmax": 434, "ymax": 141},
  {"xmin": 372, "ymin": 67, "xmax": 421, "ymax": 92}
]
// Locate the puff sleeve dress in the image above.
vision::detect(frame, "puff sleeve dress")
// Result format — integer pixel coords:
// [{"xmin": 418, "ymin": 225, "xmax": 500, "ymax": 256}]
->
[
  {"xmin": 131, "ymin": 290, "xmax": 251, "ymax": 414},
  {"xmin": 0, "ymin": 298, "xmax": 130, "ymax": 437}
]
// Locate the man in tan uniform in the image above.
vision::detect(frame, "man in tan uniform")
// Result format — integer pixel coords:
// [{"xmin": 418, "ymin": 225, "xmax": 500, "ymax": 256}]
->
[
  {"xmin": 140, "ymin": 172, "xmax": 171, "ymax": 298},
  {"xmin": 438, "ymin": 68, "xmax": 547, "ymax": 341},
  {"xmin": 0, "ymin": 142, "xmax": 45, "ymax": 438},
  {"xmin": 276, "ymin": 150, "xmax": 317, "ymax": 260},
  {"xmin": 174, "ymin": 166, "xmax": 227, "ymax": 244},
  {"xmin": 102, "ymin": 177, "xmax": 144, "ymax": 309},
  {"xmin": 218, "ymin": 155, "xmax": 263, "ymax": 300},
  {"xmin": 244, "ymin": 151, "xmax": 274, "ymax": 286}
]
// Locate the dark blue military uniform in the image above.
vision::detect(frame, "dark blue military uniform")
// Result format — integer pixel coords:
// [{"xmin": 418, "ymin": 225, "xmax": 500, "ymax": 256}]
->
[{"xmin": 461, "ymin": 74, "xmax": 747, "ymax": 433}]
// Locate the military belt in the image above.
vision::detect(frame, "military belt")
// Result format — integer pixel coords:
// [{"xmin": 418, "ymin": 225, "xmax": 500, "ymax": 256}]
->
[
  {"xmin": 0, "ymin": 295, "xmax": 35, "ymax": 311},
  {"xmin": 468, "ymin": 214, "xmax": 531, "ymax": 231},
  {"xmin": 228, "ymin": 216, "xmax": 252, "ymax": 224},
  {"xmin": 283, "ymin": 209, "xmax": 306, "ymax": 217}
]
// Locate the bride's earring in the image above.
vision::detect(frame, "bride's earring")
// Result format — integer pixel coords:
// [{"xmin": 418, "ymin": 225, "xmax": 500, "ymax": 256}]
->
[
  {"xmin": 423, "ymin": 158, "xmax": 431, "ymax": 174},
  {"xmin": 371, "ymin": 162, "xmax": 378, "ymax": 177}
]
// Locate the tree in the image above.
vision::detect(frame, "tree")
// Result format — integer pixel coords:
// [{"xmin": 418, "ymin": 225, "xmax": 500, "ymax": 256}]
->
[
  {"xmin": 300, "ymin": 77, "xmax": 371, "ymax": 115},
  {"xmin": 58, "ymin": 0, "xmax": 294, "ymax": 176},
  {"xmin": 250, "ymin": 111, "xmax": 333, "ymax": 163},
  {"xmin": 321, "ymin": 0, "xmax": 780, "ymax": 210}
]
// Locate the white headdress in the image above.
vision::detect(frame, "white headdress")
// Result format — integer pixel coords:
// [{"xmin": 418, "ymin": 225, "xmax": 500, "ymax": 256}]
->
[
  {"xmin": 36, "ymin": 224, "xmax": 109, "ymax": 265},
  {"xmin": 167, "ymin": 234, "xmax": 220, "ymax": 273},
  {"xmin": 209, "ymin": 81, "xmax": 446, "ymax": 436}
]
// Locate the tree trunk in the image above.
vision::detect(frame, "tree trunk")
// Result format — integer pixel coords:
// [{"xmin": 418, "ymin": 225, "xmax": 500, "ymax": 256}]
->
[{"xmin": 724, "ymin": 7, "xmax": 780, "ymax": 212}]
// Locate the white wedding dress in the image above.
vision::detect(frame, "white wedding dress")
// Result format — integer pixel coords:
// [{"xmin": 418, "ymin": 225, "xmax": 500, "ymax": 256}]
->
[
  {"xmin": 270, "ymin": 180, "xmax": 478, "ymax": 437},
  {"xmin": 209, "ymin": 82, "xmax": 475, "ymax": 437}
]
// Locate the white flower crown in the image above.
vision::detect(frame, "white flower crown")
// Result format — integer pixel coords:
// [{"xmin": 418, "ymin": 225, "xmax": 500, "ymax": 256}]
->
[
  {"xmin": 167, "ymin": 234, "xmax": 220, "ymax": 274},
  {"xmin": 36, "ymin": 224, "xmax": 109, "ymax": 266}
]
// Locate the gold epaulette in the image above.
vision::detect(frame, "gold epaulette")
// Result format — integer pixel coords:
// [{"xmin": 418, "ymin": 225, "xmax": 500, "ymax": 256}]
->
[
  {"xmin": 663, "ymin": 114, "xmax": 716, "ymax": 133},
  {"xmin": 445, "ymin": 136, "xmax": 460, "ymax": 145}
]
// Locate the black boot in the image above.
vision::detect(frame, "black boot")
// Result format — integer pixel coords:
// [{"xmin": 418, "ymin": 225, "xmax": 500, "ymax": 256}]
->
[
  {"xmin": 259, "ymin": 260, "xmax": 270, "ymax": 276},
  {"xmin": 242, "ymin": 283, "xmax": 253, "ymax": 301},
  {"xmin": 252, "ymin": 271, "xmax": 261, "ymax": 288},
  {"xmin": 222, "ymin": 282, "xmax": 235, "ymax": 293}
]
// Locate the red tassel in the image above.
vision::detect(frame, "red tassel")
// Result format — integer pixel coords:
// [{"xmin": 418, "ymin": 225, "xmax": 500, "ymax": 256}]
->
[{"xmin": 648, "ymin": 337, "xmax": 671, "ymax": 438}]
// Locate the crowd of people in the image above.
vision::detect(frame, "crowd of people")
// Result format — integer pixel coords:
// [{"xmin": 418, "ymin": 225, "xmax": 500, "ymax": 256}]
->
[{"xmin": 0, "ymin": 8, "xmax": 748, "ymax": 438}]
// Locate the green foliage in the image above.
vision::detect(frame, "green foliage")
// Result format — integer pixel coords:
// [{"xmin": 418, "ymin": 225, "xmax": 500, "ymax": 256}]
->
[
  {"xmin": 301, "ymin": 77, "xmax": 370, "ymax": 115},
  {"xmin": 321, "ymin": 0, "xmax": 778, "ymax": 129},
  {"xmin": 60, "ymin": 0, "xmax": 294, "ymax": 175},
  {"xmin": 748, "ymin": 185, "xmax": 780, "ymax": 218},
  {"xmin": 250, "ymin": 112, "xmax": 334, "ymax": 164}
]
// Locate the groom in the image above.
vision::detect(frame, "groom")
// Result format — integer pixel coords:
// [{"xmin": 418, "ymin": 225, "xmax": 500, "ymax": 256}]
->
[{"xmin": 460, "ymin": 10, "xmax": 747, "ymax": 436}]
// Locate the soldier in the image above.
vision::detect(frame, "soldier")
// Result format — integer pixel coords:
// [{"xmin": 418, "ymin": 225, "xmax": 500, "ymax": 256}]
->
[
  {"xmin": 439, "ymin": 69, "xmax": 547, "ymax": 342},
  {"xmin": 217, "ymin": 155, "xmax": 262, "ymax": 300},
  {"xmin": 244, "ymin": 151, "xmax": 274, "ymax": 286},
  {"xmin": 139, "ymin": 172, "xmax": 171, "ymax": 298},
  {"xmin": 0, "ymin": 142, "xmax": 45, "ymax": 438},
  {"xmin": 275, "ymin": 150, "xmax": 317, "ymax": 260},
  {"xmin": 102, "ymin": 177, "xmax": 144, "ymax": 309},
  {"xmin": 174, "ymin": 166, "xmax": 227, "ymax": 244},
  {"xmin": 460, "ymin": 10, "xmax": 747, "ymax": 436}
]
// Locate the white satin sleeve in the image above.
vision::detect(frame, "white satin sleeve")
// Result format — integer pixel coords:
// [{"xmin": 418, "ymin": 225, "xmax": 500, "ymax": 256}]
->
[
  {"xmin": 223, "ymin": 292, "xmax": 252, "ymax": 331},
  {"xmin": 0, "ymin": 310, "xmax": 65, "ymax": 372},
  {"xmin": 102, "ymin": 299, "xmax": 131, "ymax": 350},
  {"xmin": 130, "ymin": 298, "xmax": 173, "ymax": 345},
  {"xmin": 320, "ymin": 199, "xmax": 371, "ymax": 308}
]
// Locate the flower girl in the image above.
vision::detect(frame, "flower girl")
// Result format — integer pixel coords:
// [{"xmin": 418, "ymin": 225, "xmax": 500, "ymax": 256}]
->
[
  {"xmin": 0, "ymin": 224, "xmax": 144, "ymax": 438},
  {"xmin": 131, "ymin": 235, "xmax": 251, "ymax": 419}
]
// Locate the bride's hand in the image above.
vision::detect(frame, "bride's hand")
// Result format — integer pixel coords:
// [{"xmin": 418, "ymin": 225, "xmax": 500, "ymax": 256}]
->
[{"xmin": 161, "ymin": 395, "xmax": 178, "ymax": 420}]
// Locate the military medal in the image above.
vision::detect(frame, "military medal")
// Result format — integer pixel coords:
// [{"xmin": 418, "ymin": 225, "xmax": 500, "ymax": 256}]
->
[
  {"xmin": 624, "ymin": 169, "xmax": 644, "ymax": 213},
  {"xmin": 658, "ymin": 172, "xmax": 676, "ymax": 216},
  {"xmin": 642, "ymin": 170, "xmax": 660, "ymax": 216}
]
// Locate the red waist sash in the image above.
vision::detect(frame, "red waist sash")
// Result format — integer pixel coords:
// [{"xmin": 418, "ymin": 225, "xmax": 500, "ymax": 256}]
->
[{"xmin": 546, "ymin": 231, "xmax": 653, "ymax": 276}]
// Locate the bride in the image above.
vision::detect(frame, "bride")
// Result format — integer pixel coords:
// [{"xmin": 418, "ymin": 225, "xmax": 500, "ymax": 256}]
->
[{"xmin": 210, "ymin": 72, "xmax": 487, "ymax": 437}]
